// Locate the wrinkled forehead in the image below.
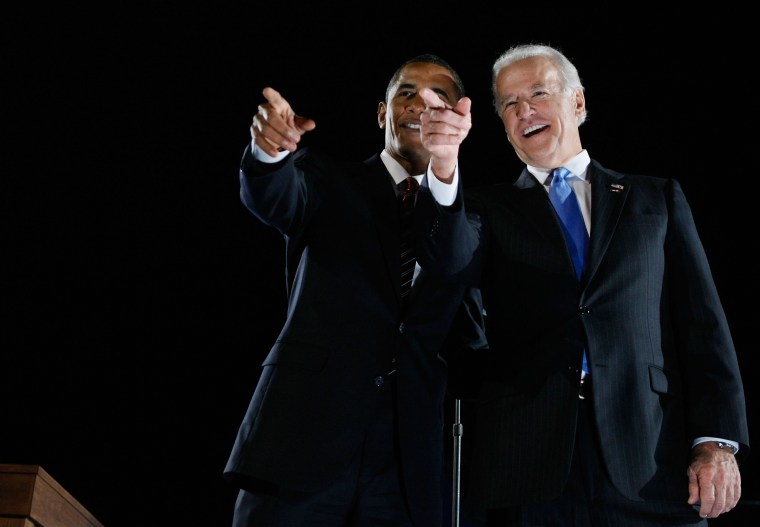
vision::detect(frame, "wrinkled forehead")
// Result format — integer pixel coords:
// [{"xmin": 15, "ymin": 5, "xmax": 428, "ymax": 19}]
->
[{"xmin": 496, "ymin": 56, "xmax": 562, "ymax": 96}]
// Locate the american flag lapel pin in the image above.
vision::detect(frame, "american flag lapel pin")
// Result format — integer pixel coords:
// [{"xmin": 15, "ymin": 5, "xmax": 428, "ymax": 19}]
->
[{"xmin": 608, "ymin": 183, "xmax": 624, "ymax": 193}]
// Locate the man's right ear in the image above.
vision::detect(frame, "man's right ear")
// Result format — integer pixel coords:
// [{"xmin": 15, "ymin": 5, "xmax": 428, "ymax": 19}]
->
[{"xmin": 377, "ymin": 101, "xmax": 386, "ymax": 128}]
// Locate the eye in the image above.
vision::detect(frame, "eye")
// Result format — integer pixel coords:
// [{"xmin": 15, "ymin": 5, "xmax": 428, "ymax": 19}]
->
[
  {"xmin": 431, "ymin": 88, "xmax": 453, "ymax": 105},
  {"xmin": 500, "ymin": 100, "xmax": 517, "ymax": 113},
  {"xmin": 398, "ymin": 90, "xmax": 416, "ymax": 98}
]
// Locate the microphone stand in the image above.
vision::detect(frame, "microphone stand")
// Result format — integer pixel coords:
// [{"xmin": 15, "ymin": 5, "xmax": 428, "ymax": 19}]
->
[{"xmin": 452, "ymin": 398, "xmax": 463, "ymax": 527}]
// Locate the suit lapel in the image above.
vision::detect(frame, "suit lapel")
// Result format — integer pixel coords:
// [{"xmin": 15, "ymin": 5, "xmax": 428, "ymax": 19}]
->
[
  {"xmin": 585, "ymin": 161, "xmax": 629, "ymax": 285},
  {"xmin": 508, "ymin": 162, "xmax": 630, "ymax": 287}
]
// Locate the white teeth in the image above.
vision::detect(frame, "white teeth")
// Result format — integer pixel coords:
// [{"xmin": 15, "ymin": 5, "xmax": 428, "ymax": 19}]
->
[
  {"xmin": 523, "ymin": 124, "xmax": 545, "ymax": 136},
  {"xmin": 405, "ymin": 123, "xmax": 421, "ymax": 130}
]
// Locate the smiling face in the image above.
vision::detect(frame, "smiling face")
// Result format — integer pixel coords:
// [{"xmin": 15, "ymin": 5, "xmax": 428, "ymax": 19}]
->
[
  {"xmin": 378, "ymin": 62, "xmax": 461, "ymax": 176},
  {"xmin": 494, "ymin": 55, "xmax": 585, "ymax": 169}
]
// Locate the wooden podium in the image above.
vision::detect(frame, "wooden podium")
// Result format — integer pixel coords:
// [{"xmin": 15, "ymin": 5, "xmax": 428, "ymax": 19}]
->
[{"xmin": 0, "ymin": 465, "xmax": 104, "ymax": 527}]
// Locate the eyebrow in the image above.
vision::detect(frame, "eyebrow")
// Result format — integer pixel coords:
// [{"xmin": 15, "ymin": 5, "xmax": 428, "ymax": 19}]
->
[{"xmin": 396, "ymin": 82, "xmax": 417, "ymax": 92}]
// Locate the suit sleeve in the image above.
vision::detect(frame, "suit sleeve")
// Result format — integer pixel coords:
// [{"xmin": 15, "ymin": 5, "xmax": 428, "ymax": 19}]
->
[
  {"xmin": 666, "ymin": 179, "xmax": 750, "ymax": 459},
  {"xmin": 413, "ymin": 178, "xmax": 483, "ymax": 285},
  {"xmin": 239, "ymin": 144, "xmax": 324, "ymax": 236}
]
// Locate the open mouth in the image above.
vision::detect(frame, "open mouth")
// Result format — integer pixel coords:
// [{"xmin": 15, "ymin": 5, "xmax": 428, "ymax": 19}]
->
[{"xmin": 523, "ymin": 124, "xmax": 547, "ymax": 137}]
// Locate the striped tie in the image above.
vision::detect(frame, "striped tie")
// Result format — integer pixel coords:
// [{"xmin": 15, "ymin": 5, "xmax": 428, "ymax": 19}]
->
[{"xmin": 398, "ymin": 177, "xmax": 419, "ymax": 302}]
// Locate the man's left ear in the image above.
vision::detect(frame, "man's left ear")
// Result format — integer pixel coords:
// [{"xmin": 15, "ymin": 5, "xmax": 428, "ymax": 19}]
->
[{"xmin": 574, "ymin": 90, "xmax": 586, "ymax": 114}]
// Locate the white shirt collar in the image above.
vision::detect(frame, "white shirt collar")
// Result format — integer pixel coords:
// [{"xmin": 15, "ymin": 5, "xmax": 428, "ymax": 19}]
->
[
  {"xmin": 380, "ymin": 149, "xmax": 422, "ymax": 186},
  {"xmin": 527, "ymin": 150, "xmax": 591, "ymax": 185}
]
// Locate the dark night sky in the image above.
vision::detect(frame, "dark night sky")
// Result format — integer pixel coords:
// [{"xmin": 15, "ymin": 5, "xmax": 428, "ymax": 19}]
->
[{"xmin": 4, "ymin": 10, "xmax": 757, "ymax": 527}]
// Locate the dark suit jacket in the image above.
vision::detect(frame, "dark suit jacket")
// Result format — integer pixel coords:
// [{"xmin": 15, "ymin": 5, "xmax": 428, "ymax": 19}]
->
[
  {"xmin": 427, "ymin": 159, "xmax": 750, "ymax": 511},
  {"xmin": 224, "ymin": 145, "xmax": 471, "ymax": 526}
]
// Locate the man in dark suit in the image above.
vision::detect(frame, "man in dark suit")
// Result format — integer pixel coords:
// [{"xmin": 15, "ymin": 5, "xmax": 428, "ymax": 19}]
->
[
  {"xmin": 223, "ymin": 54, "xmax": 473, "ymax": 527},
  {"xmin": 417, "ymin": 43, "xmax": 749, "ymax": 526}
]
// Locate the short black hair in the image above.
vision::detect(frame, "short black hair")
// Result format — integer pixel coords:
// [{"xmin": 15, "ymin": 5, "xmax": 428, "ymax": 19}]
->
[{"xmin": 385, "ymin": 53, "xmax": 466, "ymax": 101}]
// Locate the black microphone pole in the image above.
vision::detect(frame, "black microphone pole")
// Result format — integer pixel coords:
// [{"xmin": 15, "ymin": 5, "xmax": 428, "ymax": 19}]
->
[{"xmin": 452, "ymin": 398, "xmax": 463, "ymax": 527}]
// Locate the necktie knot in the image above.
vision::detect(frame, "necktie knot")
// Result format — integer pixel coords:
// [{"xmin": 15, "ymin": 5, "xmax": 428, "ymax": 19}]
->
[
  {"xmin": 550, "ymin": 167, "xmax": 573, "ymax": 202},
  {"xmin": 398, "ymin": 176, "xmax": 420, "ymax": 193}
]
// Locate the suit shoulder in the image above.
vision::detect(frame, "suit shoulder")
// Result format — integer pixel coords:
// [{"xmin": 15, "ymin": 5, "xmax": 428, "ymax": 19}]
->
[{"xmin": 590, "ymin": 159, "xmax": 678, "ymax": 191}]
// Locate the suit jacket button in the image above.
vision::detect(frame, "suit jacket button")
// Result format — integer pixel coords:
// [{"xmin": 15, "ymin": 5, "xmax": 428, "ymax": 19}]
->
[
  {"xmin": 578, "ymin": 305, "xmax": 590, "ymax": 315},
  {"xmin": 398, "ymin": 323, "xmax": 405, "ymax": 334},
  {"xmin": 374, "ymin": 376, "xmax": 385, "ymax": 387}
]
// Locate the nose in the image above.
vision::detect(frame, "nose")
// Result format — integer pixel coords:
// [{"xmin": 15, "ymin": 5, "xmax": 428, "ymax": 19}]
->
[
  {"xmin": 406, "ymin": 93, "xmax": 425, "ymax": 113},
  {"xmin": 516, "ymin": 100, "xmax": 534, "ymax": 119}
]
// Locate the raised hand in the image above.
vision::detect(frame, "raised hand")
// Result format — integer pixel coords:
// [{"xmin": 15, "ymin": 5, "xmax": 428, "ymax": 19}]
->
[
  {"xmin": 419, "ymin": 88, "xmax": 472, "ymax": 183},
  {"xmin": 251, "ymin": 87, "xmax": 317, "ymax": 157}
]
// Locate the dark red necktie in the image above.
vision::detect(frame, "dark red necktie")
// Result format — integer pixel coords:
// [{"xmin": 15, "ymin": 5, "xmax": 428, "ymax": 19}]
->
[{"xmin": 398, "ymin": 177, "xmax": 419, "ymax": 301}]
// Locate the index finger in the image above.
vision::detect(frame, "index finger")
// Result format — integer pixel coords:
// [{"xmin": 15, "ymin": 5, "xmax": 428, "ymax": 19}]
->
[
  {"xmin": 419, "ymin": 88, "xmax": 451, "ymax": 110},
  {"xmin": 262, "ymin": 87, "xmax": 290, "ymax": 112}
]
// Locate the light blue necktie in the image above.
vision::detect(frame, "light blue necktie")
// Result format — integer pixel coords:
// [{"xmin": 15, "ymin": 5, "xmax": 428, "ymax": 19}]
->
[{"xmin": 548, "ymin": 167, "xmax": 590, "ymax": 375}]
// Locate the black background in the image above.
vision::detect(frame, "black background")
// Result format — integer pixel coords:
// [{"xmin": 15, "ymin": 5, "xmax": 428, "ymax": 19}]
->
[{"xmin": 4, "ymin": 9, "xmax": 757, "ymax": 527}]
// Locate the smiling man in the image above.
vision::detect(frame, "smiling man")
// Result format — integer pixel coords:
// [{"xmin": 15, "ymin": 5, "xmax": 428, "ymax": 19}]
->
[
  {"xmin": 429, "ymin": 43, "xmax": 749, "ymax": 527},
  {"xmin": 223, "ymin": 54, "xmax": 474, "ymax": 527}
]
